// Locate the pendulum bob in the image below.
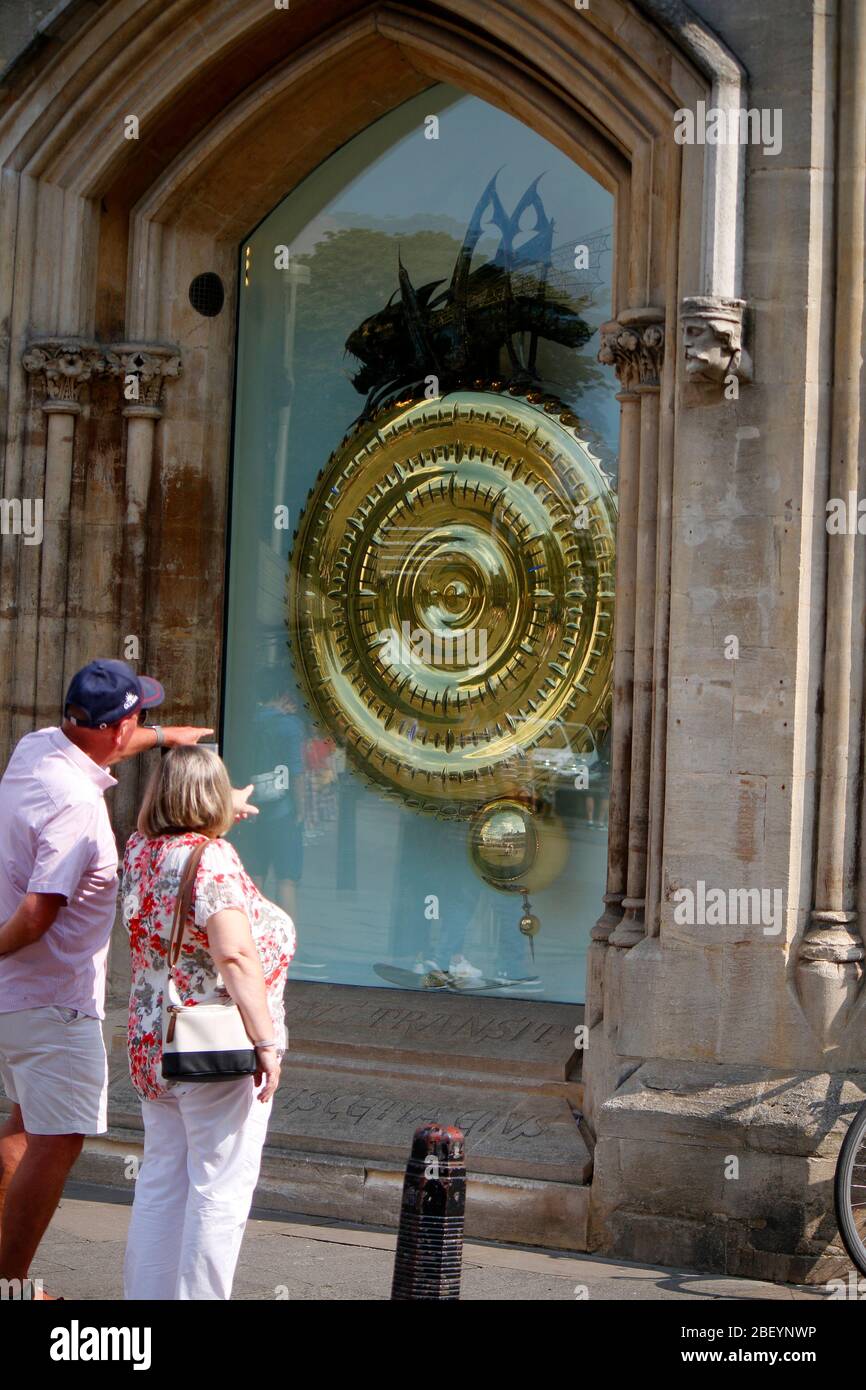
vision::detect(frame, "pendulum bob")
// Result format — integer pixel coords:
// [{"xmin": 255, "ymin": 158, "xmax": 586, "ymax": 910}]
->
[
  {"xmin": 467, "ymin": 797, "xmax": 569, "ymax": 963},
  {"xmin": 468, "ymin": 798, "xmax": 539, "ymax": 887},
  {"xmin": 287, "ymin": 387, "xmax": 617, "ymax": 821},
  {"xmin": 391, "ymin": 1123, "xmax": 466, "ymax": 1301},
  {"xmin": 467, "ymin": 797, "xmax": 569, "ymax": 894}
]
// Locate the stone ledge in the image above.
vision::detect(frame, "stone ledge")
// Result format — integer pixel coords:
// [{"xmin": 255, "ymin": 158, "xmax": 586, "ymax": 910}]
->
[
  {"xmin": 282, "ymin": 981, "xmax": 583, "ymax": 1082},
  {"xmin": 72, "ymin": 1131, "xmax": 590, "ymax": 1252},
  {"xmin": 588, "ymin": 1059, "xmax": 865, "ymax": 1283},
  {"xmin": 104, "ymin": 1056, "xmax": 591, "ymax": 1184},
  {"xmin": 599, "ymin": 1060, "xmax": 866, "ymax": 1158},
  {"xmin": 596, "ymin": 1207, "xmax": 847, "ymax": 1288}
]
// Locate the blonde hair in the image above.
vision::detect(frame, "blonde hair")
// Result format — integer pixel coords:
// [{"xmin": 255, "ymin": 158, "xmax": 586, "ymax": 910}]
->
[{"xmin": 138, "ymin": 745, "xmax": 234, "ymax": 839}]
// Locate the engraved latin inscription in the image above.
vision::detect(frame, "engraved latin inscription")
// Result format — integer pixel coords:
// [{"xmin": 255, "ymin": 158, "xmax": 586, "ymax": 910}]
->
[{"xmin": 276, "ymin": 1087, "xmax": 548, "ymax": 1142}]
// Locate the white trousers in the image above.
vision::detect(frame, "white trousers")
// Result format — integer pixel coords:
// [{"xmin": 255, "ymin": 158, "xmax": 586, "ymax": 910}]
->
[{"xmin": 123, "ymin": 1076, "xmax": 272, "ymax": 1300}]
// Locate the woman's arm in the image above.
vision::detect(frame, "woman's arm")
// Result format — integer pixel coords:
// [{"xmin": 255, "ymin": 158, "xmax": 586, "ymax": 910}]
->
[{"xmin": 205, "ymin": 907, "xmax": 280, "ymax": 1101}]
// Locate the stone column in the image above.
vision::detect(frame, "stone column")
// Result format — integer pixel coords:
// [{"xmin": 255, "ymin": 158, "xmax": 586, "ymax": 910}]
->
[
  {"xmin": 798, "ymin": 0, "xmax": 866, "ymax": 1047},
  {"xmin": 104, "ymin": 345, "xmax": 182, "ymax": 667},
  {"xmin": 594, "ymin": 387, "xmax": 639, "ymax": 936},
  {"xmin": 585, "ymin": 380, "xmax": 638, "ymax": 1028},
  {"xmin": 21, "ymin": 339, "xmax": 103, "ymax": 721},
  {"xmin": 103, "ymin": 345, "xmax": 182, "ymax": 1007},
  {"xmin": 584, "ymin": 311, "xmax": 665, "ymax": 1130},
  {"xmin": 597, "ymin": 311, "xmax": 665, "ymax": 953}
]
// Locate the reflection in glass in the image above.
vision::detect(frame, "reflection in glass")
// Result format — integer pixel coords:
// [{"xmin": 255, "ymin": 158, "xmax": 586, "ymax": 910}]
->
[{"xmin": 223, "ymin": 86, "xmax": 618, "ymax": 1003}]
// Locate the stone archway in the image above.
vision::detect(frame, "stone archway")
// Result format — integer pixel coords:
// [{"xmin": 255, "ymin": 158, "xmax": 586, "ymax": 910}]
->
[
  {"xmin": 0, "ymin": 0, "xmax": 745, "ymax": 932},
  {"xmin": 0, "ymin": 0, "xmax": 755, "ymax": 1251}
]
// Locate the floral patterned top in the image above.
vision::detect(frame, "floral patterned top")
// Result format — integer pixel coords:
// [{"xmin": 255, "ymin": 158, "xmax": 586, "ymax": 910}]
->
[{"xmin": 121, "ymin": 830, "xmax": 296, "ymax": 1101}]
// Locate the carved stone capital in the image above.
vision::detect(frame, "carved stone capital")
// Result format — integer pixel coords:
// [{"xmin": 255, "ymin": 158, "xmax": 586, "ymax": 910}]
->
[
  {"xmin": 681, "ymin": 295, "xmax": 752, "ymax": 385},
  {"xmin": 598, "ymin": 307, "xmax": 665, "ymax": 391},
  {"xmin": 22, "ymin": 338, "xmax": 103, "ymax": 405},
  {"xmin": 104, "ymin": 343, "xmax": 182, "ymax": 411}
]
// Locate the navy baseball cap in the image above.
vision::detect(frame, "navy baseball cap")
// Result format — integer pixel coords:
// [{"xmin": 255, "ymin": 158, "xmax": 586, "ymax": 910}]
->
[{"xmin": 64, "ymin": 659, "xmax": 165, "ymax": 730}]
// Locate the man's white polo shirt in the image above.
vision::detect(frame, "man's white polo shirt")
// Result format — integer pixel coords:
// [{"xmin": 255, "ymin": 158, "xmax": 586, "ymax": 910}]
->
[{"xmin": 0, "ymin": 726, "xmax": 118, "ymax": 1020}]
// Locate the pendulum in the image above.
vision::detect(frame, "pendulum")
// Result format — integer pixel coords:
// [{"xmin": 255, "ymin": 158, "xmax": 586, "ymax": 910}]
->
[{"xmin": 518, "ymin": 890, "xmax": 541, "ymax": 963}]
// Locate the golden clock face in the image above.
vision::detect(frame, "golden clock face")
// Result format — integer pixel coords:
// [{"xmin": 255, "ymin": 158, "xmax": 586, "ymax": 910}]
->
[{"xmin": 288, "ymin": 386, "xmax": 616, "ymax": 817}]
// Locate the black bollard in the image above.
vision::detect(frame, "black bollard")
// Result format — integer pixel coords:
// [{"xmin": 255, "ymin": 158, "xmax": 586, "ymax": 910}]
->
[{"xmin": 390, "ymin": 1122, "xmax": 466, "ymax": 1301}]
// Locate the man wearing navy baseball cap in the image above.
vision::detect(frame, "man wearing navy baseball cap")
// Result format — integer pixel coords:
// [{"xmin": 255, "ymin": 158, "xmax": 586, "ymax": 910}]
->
[
  {"xmin": 0, "ymin": 659, "xmax": 255, "ymax": 1297},
  {"xmin": 64, "ymin": 657, "xmax": 167, "ymax": 733}
]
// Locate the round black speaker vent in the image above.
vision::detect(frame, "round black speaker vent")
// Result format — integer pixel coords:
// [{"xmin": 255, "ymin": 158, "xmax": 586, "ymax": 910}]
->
[{"xmin": 189, "ymin": 272, "xmax": 225, "ymax": 317}]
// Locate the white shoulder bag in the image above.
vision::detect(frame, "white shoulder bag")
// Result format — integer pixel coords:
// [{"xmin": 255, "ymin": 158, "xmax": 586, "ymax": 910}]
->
[{"xmin": 161, "ymin": 838, "xmax": 258, "ymax": 1083}]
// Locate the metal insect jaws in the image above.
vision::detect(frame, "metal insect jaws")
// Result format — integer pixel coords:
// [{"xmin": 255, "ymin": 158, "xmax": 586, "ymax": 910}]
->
[{"xmin": 345, "ymin": 172, "xmax": 594, "ymax": 417}]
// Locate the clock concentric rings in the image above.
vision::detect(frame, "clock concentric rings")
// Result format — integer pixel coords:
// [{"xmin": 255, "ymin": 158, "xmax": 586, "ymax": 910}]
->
[{"xmin": 288, "ymin": 387, "xmax": 616, "ymax": 817}]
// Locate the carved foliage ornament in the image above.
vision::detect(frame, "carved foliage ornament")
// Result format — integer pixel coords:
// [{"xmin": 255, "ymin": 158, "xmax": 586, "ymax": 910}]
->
[
  {"xmin": 21, "ymin": 339, "xmax": 103, "ymax": 404},
  {"xmin": 598, "ymin": 312, "xmax": 665, "ymax": 392},
  {"xmin": 103, "ymin": 346, "xmax": 183, "ymax": 409},
  {"xmin": 22, "ymin": 339, "xmax": 182, "ymax": 408}
]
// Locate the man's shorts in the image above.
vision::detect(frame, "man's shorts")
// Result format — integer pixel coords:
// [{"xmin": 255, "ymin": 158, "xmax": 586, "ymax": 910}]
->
[{"xmin": 0, "ymin": 1006, "xmax": 108, "ymax": 1135}]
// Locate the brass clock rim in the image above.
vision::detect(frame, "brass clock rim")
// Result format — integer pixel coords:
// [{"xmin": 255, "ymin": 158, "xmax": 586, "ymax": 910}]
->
[{"xmin": 288, "ymin": 382, "xmax": 617, "ymax": 820}]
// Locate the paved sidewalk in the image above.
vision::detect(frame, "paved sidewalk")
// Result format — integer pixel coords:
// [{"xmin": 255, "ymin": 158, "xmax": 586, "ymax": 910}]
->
[{"xmin": 33, "ymin": 1187, "xmax": 826, "ymax": 1301}]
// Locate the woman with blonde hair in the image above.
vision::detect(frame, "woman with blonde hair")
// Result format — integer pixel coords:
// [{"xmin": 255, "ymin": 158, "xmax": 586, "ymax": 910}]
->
[{"xmin": 121, "ymin": 745, "xmax": 295, "ymax": 1300}]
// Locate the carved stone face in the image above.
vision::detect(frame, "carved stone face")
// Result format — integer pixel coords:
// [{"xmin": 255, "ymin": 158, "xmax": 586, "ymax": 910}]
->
[{"xmin": 682, "ymin": 318, "xmax": 735, "ymax": 379}]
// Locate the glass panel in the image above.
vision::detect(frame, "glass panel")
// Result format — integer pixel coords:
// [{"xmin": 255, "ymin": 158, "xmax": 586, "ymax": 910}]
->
[{"xmin": 223, "ymin": 85, "xmax": 618, "ymax": 1003}]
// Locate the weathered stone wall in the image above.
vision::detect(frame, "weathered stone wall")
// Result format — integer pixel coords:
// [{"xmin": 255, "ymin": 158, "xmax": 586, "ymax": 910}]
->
[
  {"xmin": 587, "ymin": 0, "xmax": 866, "ymax": 1282},
  {"xmin": 0, "ymin": 0, "xmax": 862, "ymax": 1281}
]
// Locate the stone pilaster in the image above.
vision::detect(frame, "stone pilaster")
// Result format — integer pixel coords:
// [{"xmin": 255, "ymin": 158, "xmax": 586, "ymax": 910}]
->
[
  {"xmin": 21, "ymin": 340, "xmax": 105, "ymax": 719},
  {"xmin": 584, "ymin": 309, "xmax": 665, "ymax": 1134},
  {"xmin": 102, "ymin": 344, "xmax": 183, "ymax": 652},
  {"xmin": 598, "ymin": 309, "xmax": 665, "ymax": 949},
  {"xmin": 105, "ymin": 344, "xmax": 183, "ymax": 847},
  {"xmin": 798, "ymin": 0, "xmax": 866, "ymax": 1048}
]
